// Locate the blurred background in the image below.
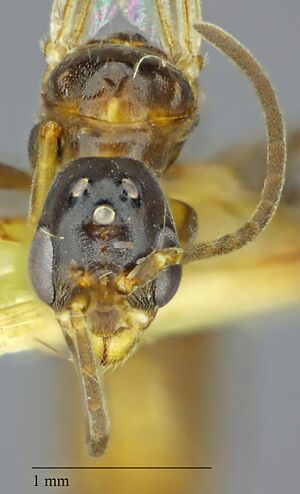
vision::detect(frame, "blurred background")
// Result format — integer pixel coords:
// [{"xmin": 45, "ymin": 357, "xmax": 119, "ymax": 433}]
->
[{"xmin": 0, "ymin": 1, "xmax": 299, "ymax": 493}]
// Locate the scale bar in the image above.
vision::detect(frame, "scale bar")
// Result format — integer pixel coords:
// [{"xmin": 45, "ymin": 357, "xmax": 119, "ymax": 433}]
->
[{"xmin": 32, "ymin": 466, "xmax": 212, "ymax": 471}]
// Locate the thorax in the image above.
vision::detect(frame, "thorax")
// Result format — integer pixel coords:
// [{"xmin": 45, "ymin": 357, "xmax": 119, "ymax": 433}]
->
[{"xmin": 39, "ymin": 33, "xmax": 198, "ymax": 175}]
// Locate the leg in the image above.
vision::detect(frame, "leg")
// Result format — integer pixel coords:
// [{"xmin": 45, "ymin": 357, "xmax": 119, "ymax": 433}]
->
[
  {"xmin": 0, "ymin": 161, "xmax": 31, "ymax": 239},
  {"xmin": 116, "ymin": 248, "xmax": 183, "ymax": 295},
  {"xmin": 0, "ymin": 162, "xmax": 31, "ymax": 190},
  {"xmin": 28, "ymin": 121, "xmax": 62, "ymax": 228}
]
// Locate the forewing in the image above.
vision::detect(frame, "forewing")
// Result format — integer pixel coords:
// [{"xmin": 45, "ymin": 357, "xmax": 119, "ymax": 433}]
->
[
  {"xmin": 46, "ymin": 0, "xmax": 119, "ymax": 65},
  {"xmin": 46, "ymin": 1, "xmax": 202, "ymax": 79},
  {"xmin": 120, "ymin": 0, "xmax": 203, "ymax": 80}
]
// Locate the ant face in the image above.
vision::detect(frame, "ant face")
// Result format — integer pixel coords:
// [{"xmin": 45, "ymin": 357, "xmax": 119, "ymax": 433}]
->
[{"xmin": 29, "ymin": 157, "xmax": 182, "ymax": 313}]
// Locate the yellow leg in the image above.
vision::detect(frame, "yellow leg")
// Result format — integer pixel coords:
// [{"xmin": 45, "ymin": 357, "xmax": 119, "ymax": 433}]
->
[
  {"xmin": 116, "ymin": 247, "xmax": 183, "ymax": 295},
  {"xmin": 28, "ymin": 121, "xmax": 62, "ymax": 227},
  {"xmin": 0, "ymin": 162, "xmax": 31, "ymax": 190}
]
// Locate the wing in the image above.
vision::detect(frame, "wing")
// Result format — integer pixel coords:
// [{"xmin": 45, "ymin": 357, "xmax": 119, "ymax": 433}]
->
[
  {"xmin": 119, "ymin": 0, "xmax": 203, "ymax": 80},
  {"xmin": 0, "ymin": 164, "xmax": 65, "ymax": 357},
  {"xmin": 45, "ymin": 0, "xmax": 119, "ymax": 66},
  {"xmin": 45, "ymin": 0, "xmax": 203, "ymax": 81}
]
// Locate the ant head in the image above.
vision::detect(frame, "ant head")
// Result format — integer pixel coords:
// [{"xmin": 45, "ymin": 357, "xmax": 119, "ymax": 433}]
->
[{"xmin": 29, "ymin": 157, "xmax": 182, "ymax": 320}]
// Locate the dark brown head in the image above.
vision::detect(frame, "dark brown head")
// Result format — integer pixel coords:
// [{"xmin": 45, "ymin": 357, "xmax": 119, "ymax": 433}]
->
[{"xmin": 29, "ymin": 157, "xmax": 181, "ymax": 363}]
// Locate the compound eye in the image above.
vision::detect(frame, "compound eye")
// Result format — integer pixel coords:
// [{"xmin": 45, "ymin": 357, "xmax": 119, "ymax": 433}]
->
[
  {"xmin": 154, "ymin": 265, "xmax": 182, "ymax": 308},
  {"xmin": 28, "ymin": 228, "xmax": 55, "ymax": 306},
  {"xmin": 93, "ymin": 204, "xmax": 116, "ymax": 225},
  {"xmin": 153, "ymin": 225, "xmax": 182, "ymax": 307}
]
